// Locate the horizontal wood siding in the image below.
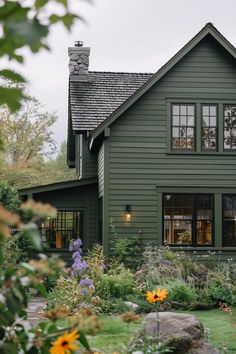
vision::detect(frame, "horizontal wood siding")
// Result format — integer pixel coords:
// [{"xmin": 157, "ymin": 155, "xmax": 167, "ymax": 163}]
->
[
  {"xmin": 107, "ymin": 36, "xmax": 236, "ymax": 253},
  {"xmin": 84, "ymin": 136, "xmax": 97, "ymax": 178},
  {"xmin": 75, "ymin": 134, "xmax": 97, "ymax": 179},
  {"xmin": 98, "ymin": 144, "xmax": 104, "ymax": 197}
]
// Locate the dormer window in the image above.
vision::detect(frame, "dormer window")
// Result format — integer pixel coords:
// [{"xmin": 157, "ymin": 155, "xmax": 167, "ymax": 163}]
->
[{"xmin": 171, "ymin": 104, "xmax": 195, "ymax": 150}]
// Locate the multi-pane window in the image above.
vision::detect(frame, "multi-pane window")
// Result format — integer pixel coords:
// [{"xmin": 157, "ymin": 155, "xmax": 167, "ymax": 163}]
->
[
  {"xmin": 172, "ymin": 104, "xmax": 195, "ymax": 150},
  {"xmin": 163, "ymin": 194, "xmax": 213, "ymax": 246},
  {"xmin": 202, "ymin": 105, "xmax": 217, "ymax": 151},
  {"xmin": 223, "ymin": 195, "xmax": 236, "ymax": 246},
  {"xmin": 224, "ymin": 105, "xmax": 236, "ymax": 150},
  {"xmin": 40, "ymin": 211, "xmax": 83, "ymax": 249}
]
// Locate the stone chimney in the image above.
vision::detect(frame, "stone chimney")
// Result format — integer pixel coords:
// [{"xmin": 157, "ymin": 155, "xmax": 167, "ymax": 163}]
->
[{"xmin": 68, "ymin": 41, "xmax": 90, "ymax": 81}]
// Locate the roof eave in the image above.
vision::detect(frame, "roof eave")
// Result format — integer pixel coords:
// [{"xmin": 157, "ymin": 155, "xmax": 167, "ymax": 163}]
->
[{"xmin": 89, "ymin": 23, "xmax": 236, "ymax": 150}]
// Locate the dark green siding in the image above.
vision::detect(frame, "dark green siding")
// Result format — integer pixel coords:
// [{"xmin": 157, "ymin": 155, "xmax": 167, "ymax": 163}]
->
[
  {"xmin": 75, "ymin": 134, "xmax": 97, "ymax": 179},
  {"xmin": 106, "ymin": 36, "xmax": 236, "ymax": 257}
]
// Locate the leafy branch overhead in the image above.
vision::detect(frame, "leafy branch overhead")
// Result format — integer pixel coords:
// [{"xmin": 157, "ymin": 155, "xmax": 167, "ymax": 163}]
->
[{"xmin": 0, "ymin": 0, "xmax": 85, "ymax": 112}]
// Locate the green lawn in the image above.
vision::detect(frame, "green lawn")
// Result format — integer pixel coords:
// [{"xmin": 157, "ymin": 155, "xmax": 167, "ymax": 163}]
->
[{"xmin": 88, "ymin": 308, "xmax": 236, "ymax": 353}]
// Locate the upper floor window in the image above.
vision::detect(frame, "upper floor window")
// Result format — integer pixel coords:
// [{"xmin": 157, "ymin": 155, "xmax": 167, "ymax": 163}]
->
[
  {"xmin": 202, "ymin": 105, "xmax": 217, "ymax": 151},
  {"xmin": 224, "ymin": 105, "xmax": 236, "ymax": 150},
  {"xmin": 172, "ymin": 104, "xmax": 195, "ymax": 150}
]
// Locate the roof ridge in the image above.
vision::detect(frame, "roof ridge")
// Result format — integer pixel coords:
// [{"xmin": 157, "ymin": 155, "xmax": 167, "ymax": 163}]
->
[{"xmin": 88, "ymin": 71, "xmax": 154, "ymax": 75}]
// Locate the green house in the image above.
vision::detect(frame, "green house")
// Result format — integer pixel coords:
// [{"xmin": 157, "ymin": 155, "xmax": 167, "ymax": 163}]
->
[{"xmin": 19, "ymin": 23, "xmax": 236, "ymax": 260}]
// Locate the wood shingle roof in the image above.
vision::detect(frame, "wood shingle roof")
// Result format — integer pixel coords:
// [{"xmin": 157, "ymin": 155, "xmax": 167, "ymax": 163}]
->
[{"xmin": 69, "ymin": 71, "xmax": 153, "ymax": 131}]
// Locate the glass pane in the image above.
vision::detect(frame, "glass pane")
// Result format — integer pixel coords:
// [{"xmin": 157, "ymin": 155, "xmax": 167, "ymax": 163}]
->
[
  {"xmin": 224, "ymin": 196, "xmax": 232, "ymax": 209},
  {"xmin": 172, "ymin": 138, "xmax": 179, "ymax": 148},
  {"xmin": 180, "ymin": 127, "xmax": 186, "ymax": 137},
  {"xmin": 209, "ymin": 117, "xmax": 216, "ymax": 126},
  {"xmin": 203, "ymin": 117, "xmax": 209, "ymax": 127},
  {"xmin": 197, "ymin": 221, "xmax": 212, "ymax": 245},
  {"xmin": 164, "ymin": 220, "xmax": 172, "ymax": 244},
  {"xmin": 172, "ymin": 105, "xmax": 179, "ymax": 115},
  {"xmin": 187, "ymin": 105, "xmax": 194, "ymax": 115},
  {"xmin": 172, "ymin": 127, "xmax": 179, "ymax": 137},
  {"xmin": 208, "ymin": 128, "xmax": 216, "ymax": 138},
  {"xmin": 186, "ymin": 139, "xmax": 194, "ymax": 149},
  {"xmin": 188, "ymin": 116, "xmax": 194, "ymax": 126},
  {"xmin": 202, "ymin": 106, "xmax": 209, "ymax": 116},
  {"xmin": 175, "ymin": 220, "xmax": 192, "ymax": 244},
  {"xmin": 223, "ymin": 221, "xmax": 236, "ymax": 246},
  {"xmin": 210, "ymin": 106, "xmax": 216, "ymax": 116},
  {"xmin": 180, "ymin": 116, "xmax": 187, "ymax": 126},
  {"xmin": 180, "ymin": 105, "xmax": 187, "ymax": 115},
  {"xmin": 173, "ymin": 116, "xmax": 179, "ymax": 125},
  {"xmin": 187, "ymin": 128, "xmax": 194, "ymax": 138}
]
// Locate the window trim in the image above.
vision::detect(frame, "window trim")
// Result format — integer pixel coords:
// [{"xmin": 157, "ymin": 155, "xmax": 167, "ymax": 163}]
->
[{"xmin": 162, "ymin": 193, "xmax": 215, "ymax": 247}]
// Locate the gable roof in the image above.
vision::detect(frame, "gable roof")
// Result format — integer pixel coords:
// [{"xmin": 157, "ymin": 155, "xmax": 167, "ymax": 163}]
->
[
  {"xmin": 88, "ymin": 23, "xmax": 236, "ymax": 150},
  {"xmin": 69, "ymin": 71, "xmax": 153, "ymax": 131}
]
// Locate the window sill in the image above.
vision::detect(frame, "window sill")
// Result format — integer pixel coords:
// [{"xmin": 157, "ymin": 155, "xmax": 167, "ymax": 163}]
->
[{"xmin": 166, "ymin": 151, "xmax": 236, "ymax": 156}]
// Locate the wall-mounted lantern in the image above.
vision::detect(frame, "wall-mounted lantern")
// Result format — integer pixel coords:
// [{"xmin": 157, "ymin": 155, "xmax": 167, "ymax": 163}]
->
[{"xmin": 125, "ymin": 204, "xmax": 132, "ymax": 222}]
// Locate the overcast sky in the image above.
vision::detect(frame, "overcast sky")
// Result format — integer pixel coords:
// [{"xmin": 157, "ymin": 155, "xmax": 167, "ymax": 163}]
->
[{"xmin": 3, "ymin": 0, "xmax": 236, "ymax": 148}]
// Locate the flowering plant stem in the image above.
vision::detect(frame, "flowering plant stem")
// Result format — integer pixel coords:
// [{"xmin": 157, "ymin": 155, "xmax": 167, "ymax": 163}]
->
[{"xmin": 156, "ymin": 302, "xmax": 160, "ymax": 346}]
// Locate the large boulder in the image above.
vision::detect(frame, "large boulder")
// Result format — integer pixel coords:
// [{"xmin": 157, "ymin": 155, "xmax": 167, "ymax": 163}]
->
[{"xmin": 139, "ymin": 312, "xmax": 220, "ymax": 354}]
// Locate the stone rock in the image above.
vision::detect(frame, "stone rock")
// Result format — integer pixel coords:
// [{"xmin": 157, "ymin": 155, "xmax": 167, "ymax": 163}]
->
[
  {"xmin": 139, "ymin": 312, "xmax": 220, "ymax": 354},
  {"xmin": 124, "ymin": 301, "xmax": 139, "ymax": 311}
]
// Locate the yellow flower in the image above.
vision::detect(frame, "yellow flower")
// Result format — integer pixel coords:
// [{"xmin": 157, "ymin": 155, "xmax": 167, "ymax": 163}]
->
[
  {"xmin": 145, "ymin": 287, "xmax": 169, "ymax": 304},
  {"xmin": 50, "ymin": 330, "xmax": 79, "ymax": 354}
]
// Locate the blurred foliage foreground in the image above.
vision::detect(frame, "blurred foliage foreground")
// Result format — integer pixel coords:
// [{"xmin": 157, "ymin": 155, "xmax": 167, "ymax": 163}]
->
[{"xmin": 0, "ymin": 199, "xmax": 93, "ymax": 353}]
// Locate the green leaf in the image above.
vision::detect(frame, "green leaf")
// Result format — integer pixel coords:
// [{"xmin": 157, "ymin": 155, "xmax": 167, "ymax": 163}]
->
[
  {"xmin": 1, "ymin": 342, "xmax": 18, "ymax": 354},
  {"xmin": 34, "ymin": 0, "xmax": 48, "ymax": 9},
  {"xmin": 33, "ymin": 282, "xmax": 47, "ymax": 297},
  {"xmin": 12, "ymin": 286, "xmax": 24, "ymax": 302},
  {"xmin": 0, "ymin": 85, "xmax": 27, "ymax": 112},
  {"xmin": 6, "ymin": 293, "xmax": 20, "ymax": 314},
  {"xmin": 0, "ymin": 69, "xmax": 26, "ymax": 83},
  {"xmin": 21, "ymin": 262, "xmax": 35, "ymax": 273},
  {"xmin": 78, "ymin": 330, "xmax": 90, "ymax": 350},
  {"xmin": 22, "ymin": 222, "xmax": 42, "ymax": 250}
]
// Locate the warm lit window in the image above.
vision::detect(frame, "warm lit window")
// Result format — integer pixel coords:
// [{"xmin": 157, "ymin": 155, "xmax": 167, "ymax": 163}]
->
[
  {"xmin": 172, "ymin": 104, "xmax": 195, "ymax": 150},
  {"xmin": 40, "ymin": 211, "xmax": 83, "ymax": 249},
  {"xmin": 163, "ymin": 194, "xmax": 213, "ymax": 246},
  {"xmin": 223, "ymin": 195, "xmax": 236, "ymax": 246},
  {"xmin": 202, "ymin": 105, "xmax": 217, "ymax": 151},
  {"xmin": 224, "ymin": 105, "xmax": 236, "ymax": 150}
]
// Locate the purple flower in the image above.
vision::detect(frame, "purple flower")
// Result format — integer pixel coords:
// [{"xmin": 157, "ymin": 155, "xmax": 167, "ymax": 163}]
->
[
  {"xmin": 69, "ymin": 238, "xmax": 83, "ymax": 252},
  {"xmin": 72, "ymin": 250, "xmax": 82, "ymax": 259},
  {"xmin": 79, "ymin": 277, "xmax": 93, "ymax": 287},
  {"xmin": 72, "ymin": 260, "xmax": 89, "ymax": 275}
]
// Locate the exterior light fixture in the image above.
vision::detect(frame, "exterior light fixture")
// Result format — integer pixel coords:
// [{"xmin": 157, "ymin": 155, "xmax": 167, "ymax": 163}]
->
[{"xmin": 125, "ymin": 204, "xmax": 132, "ymax": 222}]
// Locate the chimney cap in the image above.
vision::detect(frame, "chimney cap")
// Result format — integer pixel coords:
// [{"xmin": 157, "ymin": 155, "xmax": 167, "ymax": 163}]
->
[{"xmin": 74, "ymin": 40, "xmax": 83, "ymax": 47}]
